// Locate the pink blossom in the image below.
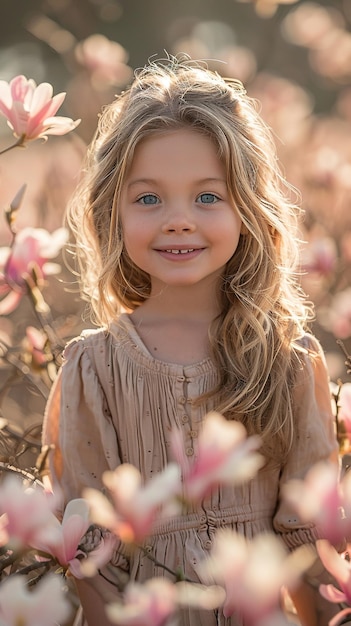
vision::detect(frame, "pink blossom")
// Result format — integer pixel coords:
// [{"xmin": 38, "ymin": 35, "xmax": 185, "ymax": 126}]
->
[
  {"xmin": 199, "ymin": 529, "xmax": 312, "ymax": 625},
  {"xmin": 339, "ymin": 470, "xmax": 351, "ymax": 540},
  {"xmin": 84, "ymin": 463, "xmax": 181, "ymax": 544},
  {"xmin": 327, "ymin": 288, "xmax": 351, "ymax": 339},
  {"xmin": 171, "ymin": 411, "xmax": 264, "ymax": 504},
  {"xmin": 31, "ymin": 498, "xmax": 114, "ymax": 578},
  {"xmin": 317, "ymin": 540, "xmax": 351, "ymax": 626},
  {"xmin": 24, "ymin": 326, "xmax": 48, "ymax": 367},
  {"xmin": 0, "ymin": 476, "xmax": 56, "ymax": 549},
  {"xmin": 75, "ymin": 34, "xmax": 132, "ymax": 87},
  {"xmin": 0, "ymin": 75, "xmax": 80, "ymax": 142},
  {"xmin": 301, "ymin": 236, "xmax": 337, "ymax": 275},
  {"xmin": 0, "ymin": 226, "xmax": 68, "ymax": 314},
  {"xmin": 106, "ymin": 577, "xmax": 225, "ymax": 626},
  {"xmin": 0, "ymin": 573, "xmax": 70, "ymax": 626},
  {"xmin": 282, "ymin": 462, "xmax": 345, "ymax": 545}
]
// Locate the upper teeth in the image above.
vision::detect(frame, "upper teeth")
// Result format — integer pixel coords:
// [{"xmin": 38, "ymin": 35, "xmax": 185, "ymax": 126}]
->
[{"xmin": 166, "ymin": 249, "xmax": 194, "ymax": 254}]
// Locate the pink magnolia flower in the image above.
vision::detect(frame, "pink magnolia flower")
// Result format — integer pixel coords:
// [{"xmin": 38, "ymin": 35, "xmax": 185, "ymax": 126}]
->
[
  {"xmin": 317, "ymin": 539, "xmax": 351, "ymax": 626},
  {"xmin": 301, "ymin": 236, "xmax": 337, "ymax": 275},
  {"xmin": 0, "ymin": 226, "xmax": 68, "ymax": 314},
  {"xmin": 327, "ymin": 288, "xmax": 351, "ymax": 339},
  {"xmin": 199, "ymin": 529, "xmax": 312, "ymax": 625},
  {"xmin": 339, "ymin": 470, "xmax": 351, "ymax": 541},
  {"xmin": 281, "ymin": 462, "xmax": 345, "ymax": 545},
  {"xmin": 31, "ymin": 498, "xmax": 114, "ymax": 578},
  {"xmin": 0, "ymin": 75, "xmax": 80, "ymax": 142},
  {"xmin": 171, "ymin": 411, "xmax": 264, "ymax": 504},
  {"xmin": 84, "ymin": 463, "xmax": 181, "ymax": 544},
  {"xmin": 24, "ymin": 326, "xmax": 49, "ymax": 367},
  {"xmin": 0, "ymin": 476, "xmax": 56, "ymax": 549},
  {"xmin": 75, "ymin": 34, "xmax": 132, "ymax": 87},
  {"xmin": 0, "ymin": 573, "xmax": 70, "ymax": 626},
  {"xmin": 106, "ymin": 577, "xmax": 225, "ymax": 626}
]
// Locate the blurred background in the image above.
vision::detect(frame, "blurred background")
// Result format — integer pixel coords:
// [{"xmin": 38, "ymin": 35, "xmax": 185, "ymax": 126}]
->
[{"xmin": 0, "ymin": 0, "xmax": 350, "ymax": 465}]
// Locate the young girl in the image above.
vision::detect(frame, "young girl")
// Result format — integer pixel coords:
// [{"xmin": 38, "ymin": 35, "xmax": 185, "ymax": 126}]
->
[{"xmin": 43, "ymin": 57, "xmax": 339, "ymax": 626}]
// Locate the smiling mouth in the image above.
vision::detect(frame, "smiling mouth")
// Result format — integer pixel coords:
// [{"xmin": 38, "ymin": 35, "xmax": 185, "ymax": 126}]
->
[{"xmin": 165, "ymin": 249, "xmax": 195, "ymax": 255}]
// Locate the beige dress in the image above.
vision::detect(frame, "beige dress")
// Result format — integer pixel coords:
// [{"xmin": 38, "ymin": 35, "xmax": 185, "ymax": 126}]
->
[{"xmin": 43, "ymin": 314, "xmax": 339, "ymax": 626}]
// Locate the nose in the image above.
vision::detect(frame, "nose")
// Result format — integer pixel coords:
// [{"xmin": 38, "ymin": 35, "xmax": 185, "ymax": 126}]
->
[{"xmin": 161, "ymin": 204, "xmax": 196, "ymax": 234}]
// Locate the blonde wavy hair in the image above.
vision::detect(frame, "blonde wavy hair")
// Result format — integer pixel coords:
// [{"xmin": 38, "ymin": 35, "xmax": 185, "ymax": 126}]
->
[{"xmin": 67, "ymin": 56, "xmax": 313, "ymax": 458}]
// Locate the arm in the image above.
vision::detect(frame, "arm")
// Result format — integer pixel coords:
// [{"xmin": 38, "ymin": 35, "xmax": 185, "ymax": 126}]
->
[
  {"xmin": 75, "ymin": 577, "xmax": 116, "ymax": 626},
  {"xmin": 273, "ymin": 335, "xmax": 340, "ymax": 626},
  {"xmin": 42, "ymin": 337, "xmax": 129, "ymax": 622},
  {"xmin": 289, "ymin": 582, "xmax": 318, "ymax": 626}
]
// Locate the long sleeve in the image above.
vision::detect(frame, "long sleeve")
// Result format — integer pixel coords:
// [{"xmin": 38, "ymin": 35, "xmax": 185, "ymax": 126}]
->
[
  {"xmin": 42, "ymin": 334, "xmax": 130, "ymax": 597},
  {"xmin": 42, "ymin": 335, "xmax": 122, "ymax": 512},
  {"xmin": 273, "ymin": 334, "xmax": 339, "ymax": 549}
]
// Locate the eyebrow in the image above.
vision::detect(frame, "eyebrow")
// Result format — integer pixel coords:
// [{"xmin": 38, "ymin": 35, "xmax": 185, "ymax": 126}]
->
[{"xmin": 127, "ymin": 177, "xmax": 227, "ymax": 188}]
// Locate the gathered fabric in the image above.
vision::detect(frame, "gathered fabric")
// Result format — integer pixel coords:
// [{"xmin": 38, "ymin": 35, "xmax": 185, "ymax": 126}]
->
[{"xmin": 43, "ymin": 314, "xmax": 339, "ymax": 626}]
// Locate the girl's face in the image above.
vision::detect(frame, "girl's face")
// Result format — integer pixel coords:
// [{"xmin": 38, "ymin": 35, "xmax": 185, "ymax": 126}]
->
[{"xmin": 120, "ymin": 129, "xmax": 242, "ymax": 294}]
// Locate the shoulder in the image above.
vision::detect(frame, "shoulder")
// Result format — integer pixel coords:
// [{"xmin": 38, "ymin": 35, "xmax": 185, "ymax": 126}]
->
[
  {"xmin": 293, "ymin": 332, "xmax": 332, "ymax": 403},
  {"xmin": 62, "ymin": 327, "xmax": 108, "ymax": 359},
  {"xmin": 62, "ymin": 317, "xmax": 128, "ymax": 363},
  {"xmin": 295, "ymin": 332, "xmax": 324, "ymax": 356}
]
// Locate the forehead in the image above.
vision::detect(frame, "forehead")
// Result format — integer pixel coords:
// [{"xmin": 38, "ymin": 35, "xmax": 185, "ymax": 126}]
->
[{"xmin": 125, "ymin": 129, "xmax": 225, "ymax": 184}]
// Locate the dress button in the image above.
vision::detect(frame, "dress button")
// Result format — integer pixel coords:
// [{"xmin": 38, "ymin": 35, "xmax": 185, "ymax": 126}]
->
[
  {"xmin": 200, "ymin": 515, "xmax": 206, "ymax": 523},
  {"xmin": 185, "ymin": 447, "xmax": 194, "ymax": 456},
  {"xmin": 179, "ymin": 396, "xmax": 186, "ymax": 405},
  {"xmin": 189, "ymin": 430, "xmax": 198, "ymax": 438},
  {"xmin": 177, "ymin": 376, "xmax": 185, "ymax": 382},
  {"xmin": 181, "ymin": 415, "xmax": 189, "ymax": 424},
  {"xmin": 204, "ymin": 540, "xmax": 212, "ymax": 549}
]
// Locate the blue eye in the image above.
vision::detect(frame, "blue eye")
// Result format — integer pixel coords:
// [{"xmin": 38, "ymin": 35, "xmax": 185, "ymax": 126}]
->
[
  {"xmin": 137, "ymin": 194, "xmax": 159, "ymax": 205},
  {"xmin": 197, "ymin": 193, "xmax": 220, "ymax": 204}
]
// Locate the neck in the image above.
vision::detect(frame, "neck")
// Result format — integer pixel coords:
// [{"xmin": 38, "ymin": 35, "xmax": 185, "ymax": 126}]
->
[{"xmin": 132, "ymin": 279, "xmax": 221, "ymax": 324}]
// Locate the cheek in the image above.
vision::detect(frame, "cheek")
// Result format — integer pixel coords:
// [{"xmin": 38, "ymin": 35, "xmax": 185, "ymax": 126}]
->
[
  {"xmin": 121, "ymin": 215, "xmax": 139, "ymax": 245},
  {"xmin": 121, "ymin": 219, "xmax": 150, "ymax": 267}
]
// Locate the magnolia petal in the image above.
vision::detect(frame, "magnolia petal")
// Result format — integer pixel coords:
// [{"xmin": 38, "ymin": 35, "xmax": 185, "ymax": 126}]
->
[
  {"xmin": 63, "ymin": 498, "xmax": 91, "ymax": 523},
  {"xmin": 106, "ymin": 578, "xmax": 177, "ymax": 626},
  {"xmin": 29, "ymin": 83, "xmax": 55, "ymax": 115},
  {"xmin": 61, "ymin": 515, "xmax": 90, "ymax": 562},
  {"xmin": 139, "ymin": 463, "xmax": 182, "ymax": 509},
  {"xmin": 39, "ymin": 115, "xmax": 81, "ymax": 136},
  {"xmin": 319, "ymin": 583, "xmax": 347, "ymax": 604},
  {"xmin": 329, "ymin": 608, "xmax": 351, "ymax": 626},
  {"xmin": 67, "ymin": 556, "xmax": 87, "ymax": 579},
  {"xmin": 0, "ymin": 75, "xmax": 80, "ymax": 141},
  {"xmin": 42, "ymin": 262, "xmax": 61, "ymax": 276},
  {"xmin": 105, "ymin": 603, "xmax": 148, "ymax": 625},
  {"xmin": 76, "ymin": 534, "xmax": 117, "ymax": 578},
  {"xmin": 317, "ymin": 540, "xmax": 350, "ymax": 585},
  {"xmin": 176, "ymin": 582, "xmax": 225, "ymax": 609},
  {"xmin": 0, "ymin": 290, "xmax": 22, "ymax": 315},
  {"xmin": 83, "ymin": 487, "xmax": 119, "ymax": 529},
  {"xmin": 0, "ymin": 573, "xmax": 71, "ymax": 626},
  {"xmin": 0, "ymin": 80, "xmax": 12, "ymax": 111},
  {"xmin": 103, "ymin": 464, "xmax": 142, "ymax": 503},
  {"xmin": 50, "ymin": 226, "xmax": 69, "ymax": 247},
  {"xmin": 10, "ymin": 75, "xmax": 35, "ymax": 103}
]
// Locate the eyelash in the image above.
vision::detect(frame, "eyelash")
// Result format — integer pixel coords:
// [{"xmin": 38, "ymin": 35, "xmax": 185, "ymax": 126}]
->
[
  {"xmin": 197, "ymin": 193, "xmax": 220, "ymax": 204},
  {"xmin": 136, "ymin": 193, "xmax": 221, "ymax": 205},
  {"xmin": 137, "ymin": 194, "xmax": 160, "ymax": 205}
]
